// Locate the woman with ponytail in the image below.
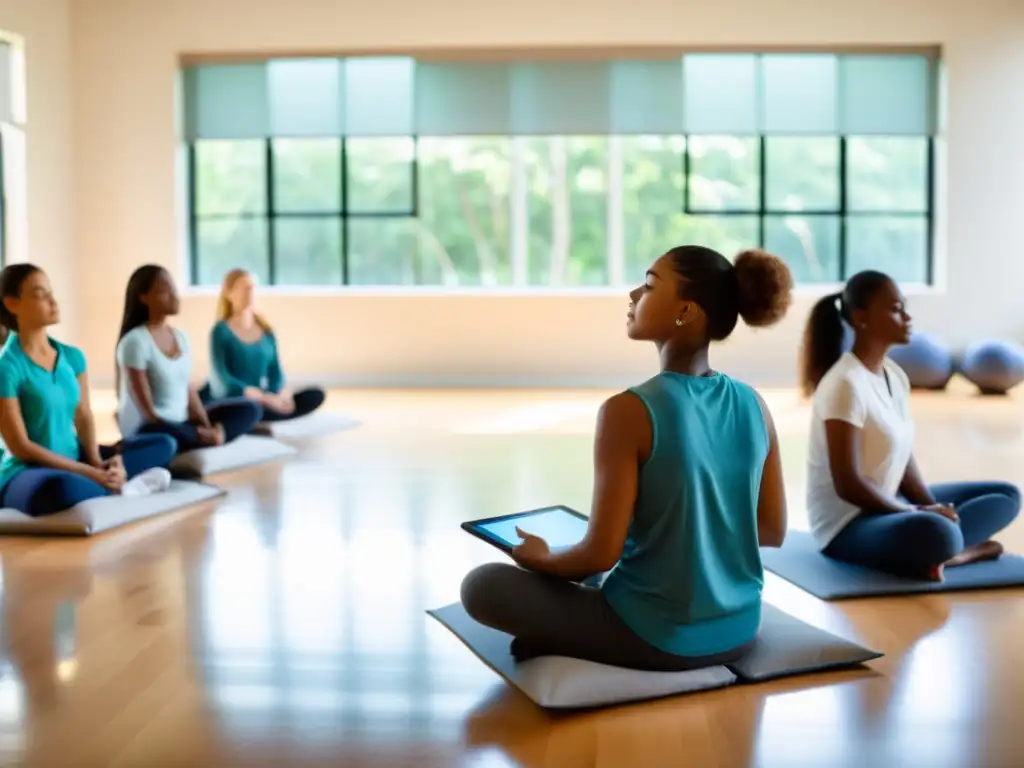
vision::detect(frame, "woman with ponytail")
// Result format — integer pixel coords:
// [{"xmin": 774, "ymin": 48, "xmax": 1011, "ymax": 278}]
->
[
  {"xmin": 207, "ymin": 269, "xmax": 325, "ymax": 422},
  {"xmin": 0, "ymin": 264, "xmax": 175, "ymax": 517},
  {"xmin": 461, "ymin": 245, "xmax": 792, "ymax": 671},
  {"xmin": 115, "ymin": 265, "xmax": 262, "ymax": 453},
  {"xmin": 801, "ymin": 270, "xmax": 1020, "ymax": 581}
]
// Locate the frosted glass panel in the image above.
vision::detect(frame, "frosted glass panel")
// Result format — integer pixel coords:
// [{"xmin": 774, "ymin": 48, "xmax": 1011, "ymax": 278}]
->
[
  {"xmin": 510, "ymin": 63, "xmax": 611, "ymax": 134},
  {"xmin": 609, "ymin": 61, "xmax": 684, "ymax": 134},
  {"xmin": 0, "ymin": 43, "xmax": 11, "ymax": 124},
  {"xmin": 343, "ymin": 57, "xmax": 414, "ymax": 136},
  {"xmin": 840, "ymin": 55, "xmax": 934, "ymax": 135},
  {"xmin": 415, "ymin": 63, "xmax": 512, "ymax": 135},
  {"xmin": 184, "ymin": 64, "xmax": 269, "ymax": 140},
  {"xmin": 845, "ymin": 216, "xmax": 929, "ymax": 282},
  {"xmin": 683, "ymin": 54, "xmax": 758, "ymax": 134},
  {"xmin": 268, "ymin": 58, "xmax": 343, "ymax": 137},
  {"xmin": 8, "ymin": 43, "xmax": 24, "ymax": 125},
  {"xmin": 761, "ymin": 55, "xmax": 838, "ymax": 134}
]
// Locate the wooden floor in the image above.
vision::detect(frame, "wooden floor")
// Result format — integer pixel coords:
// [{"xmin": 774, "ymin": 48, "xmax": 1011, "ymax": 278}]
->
[{"xmin": 1, "ymin": 385, "xmax": 1023, "ymax": 767}]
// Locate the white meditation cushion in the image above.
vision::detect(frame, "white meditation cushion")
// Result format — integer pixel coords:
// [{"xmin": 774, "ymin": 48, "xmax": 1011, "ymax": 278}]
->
[
  {"xmin": 0, "ymin": 480, "xmax": 224, "ymax": 535},
  {"xmin": 514, "ymin": 655, "xmax": 737, "ymax": 709},
  {"xmin": 427, "ymin": 602, "xmax": 735, "ymax": 708},
  {"xmin": 255, "ymin": 412, "xmax": 361, "ymax": 441},
  {"xmin": 170, "ymin": 435, "xmax": 297, "ymax": 477}
]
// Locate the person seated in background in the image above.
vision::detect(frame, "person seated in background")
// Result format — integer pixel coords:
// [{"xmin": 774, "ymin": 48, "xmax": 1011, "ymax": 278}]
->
[
  {"xmin": 0, "ymin": 264, "xmax": 175, "ymax": 517},
  {"xmin": 207, "ymin": 268, "xmax": 325, "ymax": 423},
  {"xmin": 801, "ymin": 269, "xmax": 1021, "ymax": 581},
  {"xmin": 116, "ymin": 264, "xmax": 262, "ymax": 453},
  {"xmin": 461, "ymin": 245, "xmax": 793, "ymax": 671}
]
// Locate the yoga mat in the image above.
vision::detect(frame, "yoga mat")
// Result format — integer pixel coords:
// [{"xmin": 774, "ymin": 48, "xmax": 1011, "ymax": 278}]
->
[
  {"xmin": 428, "ymin": 601, "xmax": 881, "ymax": 709},
  {"xmin": 762, "ymin": 530, "xmax": 1024, "ymax": 600},
  {"xmin": 254, "ymin": 412, "xmax": 361, "ymax": 441},
  {"xmin": 0, "ymin": 481, "xmax": 224, "ymax": 536}
]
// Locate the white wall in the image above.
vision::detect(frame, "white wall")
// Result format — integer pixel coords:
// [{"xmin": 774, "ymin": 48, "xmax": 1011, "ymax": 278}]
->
[
  {"xmin": 70, "ymin": 0, "xmax": 1024, "ymax": 388},
  {"xmin": 0, "ymin": 0, "xmax": 74, "ymax": 338}
]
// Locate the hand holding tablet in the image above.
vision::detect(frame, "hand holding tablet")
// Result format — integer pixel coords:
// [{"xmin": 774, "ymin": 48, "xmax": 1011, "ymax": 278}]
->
[{"xmin": 461, "ymin": 505, "xmax": 590, "ymax": 556}]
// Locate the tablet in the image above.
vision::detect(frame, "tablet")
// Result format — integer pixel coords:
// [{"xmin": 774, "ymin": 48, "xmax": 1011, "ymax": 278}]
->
[{"xmin": 461, "ymin": 505, "xmax": 590, "ymax": 555}]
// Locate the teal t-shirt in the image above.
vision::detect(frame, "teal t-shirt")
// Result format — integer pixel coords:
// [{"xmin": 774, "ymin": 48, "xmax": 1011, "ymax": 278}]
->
[
  {"xmin": 208, "ymin": 321, "xmax": 284, "ymax": 399},
  {"xmin": 0, "ymin": 333, "xmax": 87, "ymax": 491},
  {"xmin": 600, "ymin": 371, "xmax": 769, "ymax": 657}
]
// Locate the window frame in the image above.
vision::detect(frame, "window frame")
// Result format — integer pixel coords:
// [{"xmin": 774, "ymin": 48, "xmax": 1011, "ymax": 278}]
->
[
  {"xmin": 187, "ymin": 136, "xmax": 419, "ymax": 286},
  {"xmin": 0, "ymin": 129, "xmax": 6, "ymax": 269},
  {"xmin": 186, "ymin": 132, "xmax": 935, "ymax": 287},
  {"xmin": 683, "ymin": 134, "xmax": 935, "ymax": 284}
]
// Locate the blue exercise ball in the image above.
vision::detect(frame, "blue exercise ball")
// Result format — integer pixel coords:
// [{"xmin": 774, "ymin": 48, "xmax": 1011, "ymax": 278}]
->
[
  {"xmin": 887, "ymin": 332, "xmax": 955, "ymax": 390},
  {"xmin": 960, "ymin": 340, "xmax": 1024, "ymax": 395}
]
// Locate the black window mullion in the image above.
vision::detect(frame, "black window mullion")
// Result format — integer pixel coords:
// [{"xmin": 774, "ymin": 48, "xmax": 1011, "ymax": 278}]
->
[
  {"xmin": 683, "ymin": 134, "xmax": 691, "ymax": 213},
  {"xmin": 265, "ymin": 139, "xmax": 276, "ymax": 285},
  {"xmin": 757, "ymin": 136, "xmax": 767, "ymax": 248},
  {"xmin": 925, "ymin": 136, "xmax": 936, "ymax": 285},
  {"xmin": 838, "ymin": 136, "xmax": 848, "ymax": 281},
  {"xmin": 410, "ymin": 136, "xmax": 420, "ymax": 285},
  {"xmin": 410, "ymin": 136, "xmax": 420, "ymax": 218},
  {"xmin": 187, "ymin": 143, "xmax": 199, "ymax": 284},
  {"xmin": 341, "ymin": 136, "xmax": 349, "ymax": 285}
]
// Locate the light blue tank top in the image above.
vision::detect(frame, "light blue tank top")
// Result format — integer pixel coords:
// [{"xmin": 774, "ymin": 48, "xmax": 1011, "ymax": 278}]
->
[{"xmin": 601, "ymin": 371, "xmax": 769, "ymax": 657}]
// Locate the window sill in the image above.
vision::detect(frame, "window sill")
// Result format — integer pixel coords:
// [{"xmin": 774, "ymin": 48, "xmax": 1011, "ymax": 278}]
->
[
  {"xmin": 182, "ymin": 282, "xmax": 942, "ymax": 301},
  {"xmin": 181, "ymin": 282, "xmax": 944, "ymax": 299}
]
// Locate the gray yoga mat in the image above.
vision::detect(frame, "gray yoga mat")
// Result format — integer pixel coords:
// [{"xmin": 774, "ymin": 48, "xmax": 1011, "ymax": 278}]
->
[
  {"xmin": 428, "ymin": 601, "xmax": 881, "ymax": 709},
  {"xmin": 761, "ymin": 530, "xmax": 1024, "ymax": 600}
]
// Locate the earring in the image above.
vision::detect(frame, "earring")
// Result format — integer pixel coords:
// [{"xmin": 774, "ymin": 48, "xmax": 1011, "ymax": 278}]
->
[{"xmin": 675, "ymin": 318, "xmax": 683, "ymax": 327}]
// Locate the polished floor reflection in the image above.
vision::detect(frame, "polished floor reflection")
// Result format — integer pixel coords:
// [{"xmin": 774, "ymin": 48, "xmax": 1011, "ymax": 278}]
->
[{"xmin": 0, "ymin": 386, "xmax": 1022, "ymax": 767}]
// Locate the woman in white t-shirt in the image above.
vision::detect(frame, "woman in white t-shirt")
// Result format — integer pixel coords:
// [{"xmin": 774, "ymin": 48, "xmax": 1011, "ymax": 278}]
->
[
  {"xmin": 800, "ymin": 270, "xmax": 1020, "ymax": 581},
  {"xmin": 115, "ymin": 265, "xmax": 262, "ymax": 453}
]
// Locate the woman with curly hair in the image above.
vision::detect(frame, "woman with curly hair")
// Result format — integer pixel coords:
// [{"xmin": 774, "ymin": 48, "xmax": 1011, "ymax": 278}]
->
[{"xmin": 461, "ymin": 245, "xmax": 794, "ymax": 671}]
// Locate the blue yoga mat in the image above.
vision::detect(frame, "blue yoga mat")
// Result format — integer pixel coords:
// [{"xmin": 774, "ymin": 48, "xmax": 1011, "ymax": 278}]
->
[{"xmin": 761, "ymin": 530, "xmax": 1024, "ymax": 600}]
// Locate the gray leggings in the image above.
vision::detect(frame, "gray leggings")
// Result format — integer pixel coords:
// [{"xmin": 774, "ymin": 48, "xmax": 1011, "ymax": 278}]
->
[{"xmin": 460, "ymin": 563, "xmax": 752, "ymax": 672}]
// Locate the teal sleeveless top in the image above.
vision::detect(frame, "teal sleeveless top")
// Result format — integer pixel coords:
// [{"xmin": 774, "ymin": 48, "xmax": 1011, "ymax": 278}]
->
[{"xmin": 601, "ymin": 371, "xmax": 769, "ymax": 657}]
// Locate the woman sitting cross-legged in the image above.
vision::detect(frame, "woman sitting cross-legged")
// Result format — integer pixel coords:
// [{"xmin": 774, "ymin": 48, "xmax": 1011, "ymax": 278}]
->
[
  {"xmin": 801, "ymin": 270, "xmax": 1021, "ymax": 581},
  {"xmin": 0, "ymin": 264, "xmax": 176, "ymax": 518},
  {"xmin": 461, "ymin": 246, "xmax": 793, "ymax": 671},
  {"xmin": 207, "ymin": 268, "xmax": 325, "ymax": 423},
  {"xmin": 115, "ymin": 265, "xmax": 262, "ymax": 453}
]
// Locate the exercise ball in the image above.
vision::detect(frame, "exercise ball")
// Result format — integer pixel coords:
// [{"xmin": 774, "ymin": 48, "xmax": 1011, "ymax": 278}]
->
[
  {"xmin": 960, "ymin": 340, "xmax": 1024, "ymax": 395},
  {"xmin": 887, "ymin": 332, "xmax": 955, "ymax": 390}
]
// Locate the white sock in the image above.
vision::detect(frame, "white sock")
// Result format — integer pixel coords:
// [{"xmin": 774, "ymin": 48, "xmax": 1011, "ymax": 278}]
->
[{"xmin": 120, "ymin": 468, "xmax": 173, "ymax": 497}]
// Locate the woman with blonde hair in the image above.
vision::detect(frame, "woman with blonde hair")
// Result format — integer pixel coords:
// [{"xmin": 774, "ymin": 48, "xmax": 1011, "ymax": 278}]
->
[{"xmin": 207, "ymin": 268, "xmax": 326, "ymax": 422}]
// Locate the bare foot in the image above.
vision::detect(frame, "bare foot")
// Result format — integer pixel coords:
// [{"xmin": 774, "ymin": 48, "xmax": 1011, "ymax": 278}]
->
[{"xmin": 945, "ymin": 540, "xmax": 1004, "ymax": 569}]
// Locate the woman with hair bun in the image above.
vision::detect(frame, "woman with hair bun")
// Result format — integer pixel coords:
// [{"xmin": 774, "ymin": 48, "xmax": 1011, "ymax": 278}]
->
[{"xmin": 461, "ymin": 245, "xmax": 793, "ymax": 671}]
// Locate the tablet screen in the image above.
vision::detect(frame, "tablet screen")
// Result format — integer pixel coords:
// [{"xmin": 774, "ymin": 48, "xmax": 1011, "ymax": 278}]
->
[{"xmin": 476, "ymin": 507, "xmax": 589, "ymax": 550}]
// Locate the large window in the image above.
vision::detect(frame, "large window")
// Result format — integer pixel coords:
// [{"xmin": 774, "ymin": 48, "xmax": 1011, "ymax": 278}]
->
[
  {"xmin": 184, "ymin": 53, "xmax": 938, "ymax": 287},
  {"xmin": 0, "ymin": 129, "xmax": 6, "ymax": 268}
]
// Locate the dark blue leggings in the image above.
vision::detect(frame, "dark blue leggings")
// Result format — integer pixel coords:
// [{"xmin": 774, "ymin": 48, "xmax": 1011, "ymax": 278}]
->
[
  {"xmin": 259, "ymin": 386, "xmax": 326, "ymax": 423},
  {"xmin": 0, "ymin": 434, "xmax": 178, "ymax": 518},
  {"xmin": 138, "ymin": 398, "xmax": 262, "ymax": 454},
  {"xmin": 824, "ymin": 481, "xmax": 1022, "ymax": 577}
]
